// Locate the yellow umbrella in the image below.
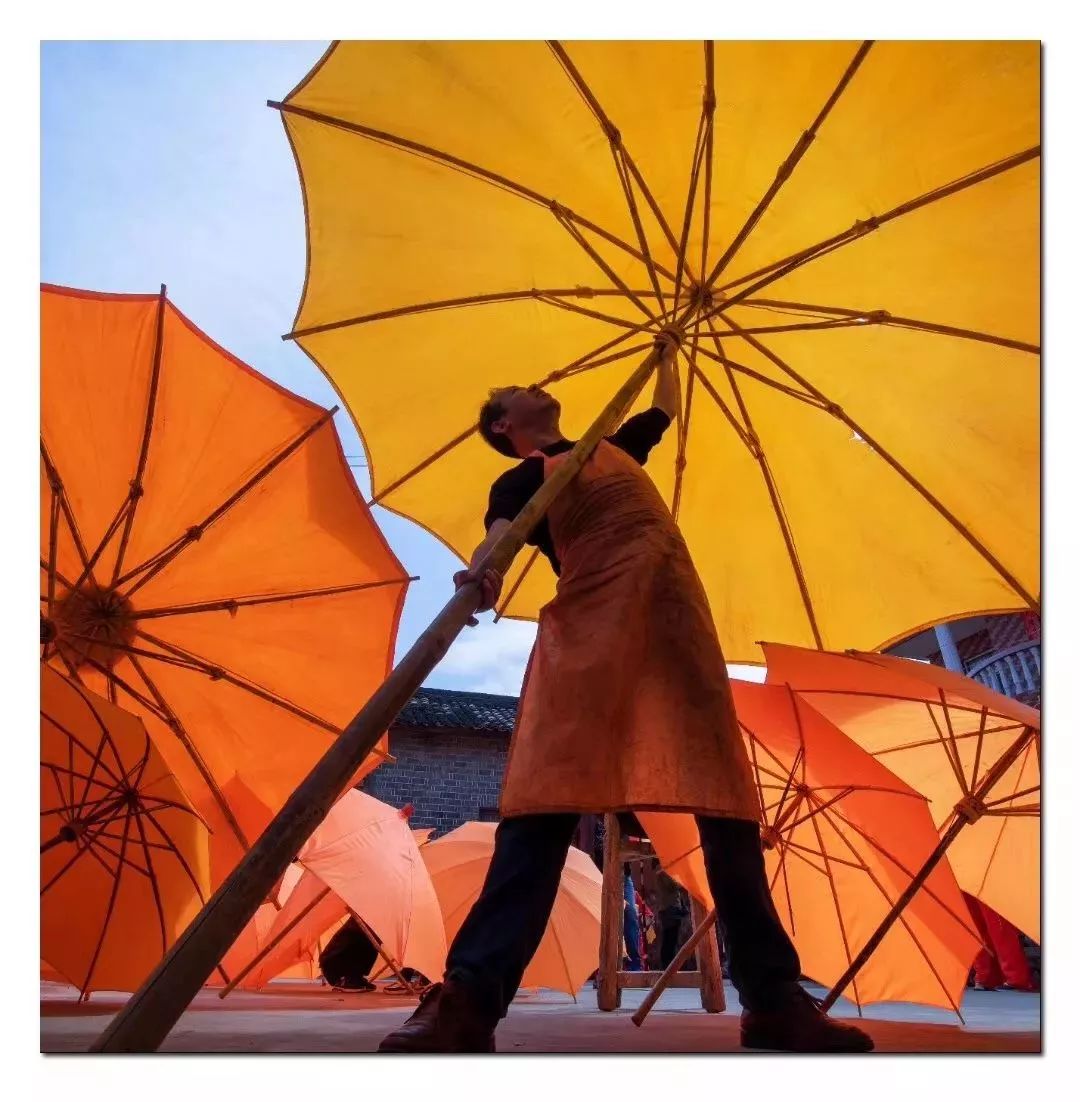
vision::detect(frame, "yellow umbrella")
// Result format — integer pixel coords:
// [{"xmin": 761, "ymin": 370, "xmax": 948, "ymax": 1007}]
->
[{"xmin": 273, "ymin": 41, "xmax": 1039, "ymax": 662}]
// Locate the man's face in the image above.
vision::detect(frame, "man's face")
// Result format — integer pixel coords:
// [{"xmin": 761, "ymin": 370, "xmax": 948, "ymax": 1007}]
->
[{"xmin": 490, "ymin": 384, "xmax": 561, "ymax": 437}]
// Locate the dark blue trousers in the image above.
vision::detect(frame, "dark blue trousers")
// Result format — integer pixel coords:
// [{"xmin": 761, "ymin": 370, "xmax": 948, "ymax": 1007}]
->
[{"xmin": 445, "ymin": 813, "xmax": 801, "ymax": 1017}]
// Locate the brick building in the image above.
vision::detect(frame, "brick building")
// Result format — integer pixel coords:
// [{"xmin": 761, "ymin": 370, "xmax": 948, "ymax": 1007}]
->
[{"xmin": 362, "ymin": 687, "xmax": 515, "ymax": 836}]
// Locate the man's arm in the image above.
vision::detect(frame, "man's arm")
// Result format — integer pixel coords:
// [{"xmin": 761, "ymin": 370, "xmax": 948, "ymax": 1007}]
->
[
  {"xmin": 650, "ymin": 334, "xmax": 680, "ymax": 419},
  {"xmin": 454, "ymin": 519, "xmax": 510, "ymax": 622}
]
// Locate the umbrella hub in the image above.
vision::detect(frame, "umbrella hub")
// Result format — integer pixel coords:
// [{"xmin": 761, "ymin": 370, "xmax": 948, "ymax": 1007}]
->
[
  {"xmin": 760, "ymin": 825, "xmax": 784, "ymax": 850},
  {"xmin": 53, "ymin": 583, "xmax": 137, "ymax": 670},
  {"xmin": 683, "ymin": 281, "xmax": 722, "ymax": 317}
]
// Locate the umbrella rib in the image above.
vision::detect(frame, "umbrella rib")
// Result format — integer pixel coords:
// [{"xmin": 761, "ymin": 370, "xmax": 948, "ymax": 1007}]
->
[
  {"xmin": 819, "ymin": 807, "xmax": 965, "ymax": 1019},
  {"xmin": 924, "ymin": 701, "xmax": 970, "ymax": 794},
  {"xmin": 713, "ymin": 146, "xmax": 1040, "ymax": 310},
  {"xmin": 369, "ymin": 324, "xmax": 660, "ymax": 506},
  {"xmin": 670, "ymin": 88, "xmax": 711, "ymax": 306},
  {"xmin": 533, "ymin": 292, "xmax": 641, "ymax": 330},
  {"xmin": 132, "ymin": 810, "xmax": 169, "ymax": 958},
  {"xmin": 707, "ymin": 349, "xmax": 824, "ymax": 648},
  {"xmin": 740, "ymin": 298, "xmax": 1040, "ymax": 355},
  {"xmin": 983, "ymin": 783, "xmax": 1040, "ymax": 809},
  {"xmin": 129, "ymin": 577, "xmax": 415, "ymax": 621},
  {"xmin": 806, "ymin": 804, "xmax": 864, "ymax": 1012},
  {"xmin": 116, "ymin": 407, "xmax": 337, "ymax": 598},
  {"xmin": 269, "ymin": 99, "xmax": 678, "ymax": 286},
  {"xmin": 970, "ymin": 706, "xmax": 989, "ymax": 794},
  {"xmin": 706, "ymin": 41, "xmax": 874, "ymax": 288},
  {"xmin": 699, "ymin": 41, "xmax": 716, "ymax": 281},
  {"xmin": 671, "ymin": 330, "xmax": 701, "ymax": 522},
  {"xmin": 687, "ymin": 360, "xmax": 755, "ymax": 453},
  {"xmin": 40, "ymin": 713, "xmax": 123, "ymax": 787},
  {"xmin": 715, "ymin": 313, "xmax": 1040, "ymax": 609},
  {"xmin": 138, "ymin": 799, "xmax": 211, "ymax": 903},
  {"xmin": 41, "ymin": 813, "xmax": 120, "ymax": 897},
  {"xmin": 872, "ymin": 723, "xmax": 1022, "ymax": 759},
  {"xmin": 80, "ymin": 803, "xmax": 136, "ymax": 998},
  {"xmin": 284, "ymin": 287, "xmax": 659, "ymax": 341},
  {"xmin": 784, "ymin": 837, "xmax": 863, "ymax": 872},
  {"xmin": 46, "ymin": 477, "xmax": 62, "ymax": 617},
  {"xmin": 695, "ymin": 330, "xmax": 828, "ymax": 410},
  {"xmin": 126, "ymin": 653, "xmax": 252, "ymax": 852},
  {"xmin": 493, "ymin": 547, "xmax": 540, "ymax": 622},
  {"xmin": 134, "ymin": 628, "xmax": 389, "ymax": 754},
  {"xmin": 938, "ymin": 690, "xmax": 967, "ymax": 788},
  {"xmin": 111, "ymin": 286, "xmax": 168, "ymax": 586},
  {"xmin": 68, "ymin": 678, "xmax": 134, "ymax": 815},
  {"xmin": 973, "ymin": 740, "xmax": 1035, "ymax": 898},
  {"xmin": 40, "ymin": 441, "xmax": 94, "ymax": 581},
  {"xmin": 544, "ymin": 41, "xmax": 684, "ymax": 262}
]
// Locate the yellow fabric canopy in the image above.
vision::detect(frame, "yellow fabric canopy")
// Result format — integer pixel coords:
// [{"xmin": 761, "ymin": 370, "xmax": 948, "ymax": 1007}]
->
[{"xmin": 278, "ymin": 41, "xmax": 1039, "ymax": 663}]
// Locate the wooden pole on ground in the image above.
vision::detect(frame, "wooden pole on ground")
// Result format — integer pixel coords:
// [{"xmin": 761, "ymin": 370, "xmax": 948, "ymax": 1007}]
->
[
  {"xmin": 631, "ymin": 906, "xmax": 718, "ymax": 1026},
  {"xmin": 597, "ymin": 813, "xmax": 624, "ymax": 1011},
  {"xmin": 88, "ymin": 342, "xmax": 668, "ymax": 1053},
  {"xmin": 819, "ymin": 727, "xmax": 1035, "ymax": 1013},
  {"xmin": 691, "ymin": 897, "xmax": 725, "ymax": 1012}
]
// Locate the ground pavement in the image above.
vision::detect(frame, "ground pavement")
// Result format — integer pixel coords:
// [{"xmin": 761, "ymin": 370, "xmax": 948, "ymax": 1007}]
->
[{"xmin": 40, "ymin": 980, "xmax": 1040, "ymax": 1054}]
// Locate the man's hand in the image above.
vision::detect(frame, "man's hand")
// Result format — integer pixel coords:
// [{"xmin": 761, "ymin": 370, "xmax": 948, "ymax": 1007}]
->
[
  {"xmin": 654, "ymin": 327, "xmax": 681, "ymax": 365},
  {"xmin": 454, "ymin": 566, "xmax": 504, "ymax": 626}
]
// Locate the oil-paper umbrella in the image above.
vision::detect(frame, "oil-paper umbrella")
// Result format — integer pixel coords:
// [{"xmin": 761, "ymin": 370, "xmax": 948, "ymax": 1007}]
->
[
  {"xmin": 41, "ymin": 665, "xmax": 211, "ymax": 996},
  {"xmin": 274, "ymin": 40, "xmax": 1038, "ymax": 663},
  {"xmin": 637, "ymin": 680, "xmax": 980, "ymax": 1016},
  {"xmin": 422, "ymin": 821, "xmax": 602, "ymax": 998},
  {"xmin": 40, "ymin": 284, "xmax": 411, "ymax": 884},
  {"xmin": 220, "ymin": 791, "xmax": 446, "ymax": 993},
  {"xmin": 763, "ymin": 644, "xmax": 1040, "ymax": 956}
]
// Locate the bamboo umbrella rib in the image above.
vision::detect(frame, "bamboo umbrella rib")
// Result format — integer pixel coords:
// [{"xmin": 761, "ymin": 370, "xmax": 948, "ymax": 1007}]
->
[
  {"xmin": 126, "ymin": 653, "xmax": 252, "ymax": 851},
  {"xmin": 545, "ymin": 40, "xmax": 684, "ymax": 263},
  {"xmin": 807, "ymin": 808, "xmax": 864, "ymax": 1012},
  {"xmin": 40, "ymin": 441, "xmax": 94, "ymax": 580},
  {"xmin": 81, "ymin": 803, "xmax": 136, "ymax": 997},
  {"xmin": 871, "ymin": 724, "xmax": 1023, "ymax": 759},
  {"xmin": 47, "ymin": 483, "xmax": 61, "ymax": 616},
  {"xmin": 706, "ymin": 41, "xmax": 874, "ymax": 287},
  {"xmin": 670, "ymin": 334, "xmax": 699, "ymax": 522},
  {"xmin": 41, "ymin": 814, "xmax": 120, "ymax": 896},
  {"xmin": 717, "ymin": 313, "xmax": 1040, "ymax": 608},
  {"xmin": 130, "ymin": 577, "xmax": 415, "ymax": 621},
  {"xmin": 973, "ymin": 740, "xmax": 1035, "ymax": 899},
  {"xmin": 112, "ymin": 286, "xmax": 168, "ymax": 586},
  {"xmin": 607, "ymin": 135, "xmax": 668, "ymax": 312},
  {"xmin": 533, "ymin": 292, "xmax": 641, "ymax": 330},
  {"xmin": 69, "ymin": 679, "xmax": 132, "ymax": 817},
  {"xmin": 270, "ymin": 99, "xmax": 679, "ymax": 286},
  {"xmin": 284, "ymin": 287, "xmax": 657, "ymax": 341},
  {"xmin": 740, "ymin": 298, "xmax": 1041, "ymax": 355},
  {"xmin": 939, "ymin": 691, "xmax": 968, "ymax": 787},
  {"xmin": 783, "ymin": 836, "xmax": 864, "ymax": 872},
  {"xmin": 138, "ymin": 798, "xmax": 213, "ymax": 903},
  {"xmin": 41, "ymin": 713, "xmax": 124, "ymax": 788},
  {"xmin": 820, "ymin": 806, "xmax": 964, "ymax": 1019},
  {"xmin": 695, "ymin": 328, "xmax": 828, "ymax": 409},
  {"xmin": 698, "ymin": 41, "xmax": 716, "ymax": 283},
  {"xmin": 925, "ymin": 701, "xmax": 970, "ymax": 795},
  {"xmin": 970, "ymin": 707, "xmax": 989, "ymax": 793},
  {"xmin": 713, "ymin": 146, "xmax": 1040, "ymax": 309},
  {"xmin": 494, "ymin": 547, "xmax": 540, "ymax": 621},
  {"xmin": 983, "ymin": 784, "xmax": 1040, "ymax": 809},
  {"xmin": 670, "ymin": 98, "xmax": 710, "ymax": 305},
  {"xmin": 688, "ymin": 362, "xmax": 755, "ymax": 453},
  {"xmin": 118, "ymin": 409, "xmax": 338, "ymax": 599}
]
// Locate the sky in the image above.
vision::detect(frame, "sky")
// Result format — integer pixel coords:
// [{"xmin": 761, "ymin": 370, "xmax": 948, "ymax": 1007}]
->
[
  {"xmin": 40, "ymin": 40, "xmax": 759, "ymax": 696},
  {"xmin": 40, "ymin": 40, "xmax": 541, "ymax": 695}
]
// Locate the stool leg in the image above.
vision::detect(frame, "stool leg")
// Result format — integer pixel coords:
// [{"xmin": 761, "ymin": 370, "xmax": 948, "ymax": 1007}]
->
[
  {"xmin": 692, "ymin": 897, "xmax": 726, "ymax": 1012},
  {"xmin": 597, "ymin": 814, "xmax": 623, "ymax": 1011}
]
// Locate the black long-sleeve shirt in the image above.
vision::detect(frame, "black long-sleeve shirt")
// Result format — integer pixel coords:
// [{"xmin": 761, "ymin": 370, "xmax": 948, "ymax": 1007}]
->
[{"xmin": 483, "ymin": 408, "xmax": 672, "ymax": 575}]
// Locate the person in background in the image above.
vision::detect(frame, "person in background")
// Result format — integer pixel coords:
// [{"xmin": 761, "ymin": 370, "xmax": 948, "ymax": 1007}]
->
[
  {"xmin": 622, "ymin": 866, "xmax": 643, "ymax": 972},
  {"xmin": 655, "ymin": 871, "xmax": 689, "ymax": 970},
  {"xmin": 963, "ymin": 894, "xmax": 1038, "ymax": 992}
]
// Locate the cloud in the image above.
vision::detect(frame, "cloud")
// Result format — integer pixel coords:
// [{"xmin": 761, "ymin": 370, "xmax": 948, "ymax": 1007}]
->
[{"xmin": 428, "ymin": 617, "xmax": 538, "ymax": 695}]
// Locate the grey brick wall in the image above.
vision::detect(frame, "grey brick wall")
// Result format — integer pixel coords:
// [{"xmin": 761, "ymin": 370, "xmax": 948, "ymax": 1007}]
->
[{"xmin": 361, "ymin": 726, "xmax": 510, "ymax": 837}]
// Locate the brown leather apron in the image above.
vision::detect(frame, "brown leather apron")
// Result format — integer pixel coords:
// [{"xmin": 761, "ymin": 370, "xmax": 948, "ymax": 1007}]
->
[{"xmin": 500, "ymin": 440, "xmax": 760, "ymax": 821}]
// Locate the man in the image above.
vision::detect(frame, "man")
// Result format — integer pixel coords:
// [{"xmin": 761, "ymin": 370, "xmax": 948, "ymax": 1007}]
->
[{"xmin": 379, "ymin": 335, "xmax": 873, "ymax": 1053}]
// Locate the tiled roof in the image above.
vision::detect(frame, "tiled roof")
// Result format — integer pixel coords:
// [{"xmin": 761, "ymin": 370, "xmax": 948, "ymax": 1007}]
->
[{"xmin": 393, "ymin": 686, "xmax": 518, "ymax": 734}]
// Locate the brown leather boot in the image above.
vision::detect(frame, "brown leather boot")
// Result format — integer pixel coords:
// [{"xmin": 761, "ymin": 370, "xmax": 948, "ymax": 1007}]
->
[
  {"xmin": 741, "ymin": 986, "xmax": 874, "ymax": 1053},
  {"xmin": 377, "ymin": 980, "xmax": 498, "ymax": 1053}
]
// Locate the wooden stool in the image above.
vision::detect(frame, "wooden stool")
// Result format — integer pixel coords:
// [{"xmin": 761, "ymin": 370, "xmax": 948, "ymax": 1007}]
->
[{"xmin": 596, "ymin": 813, "xmax": 725, "ymax": 1014}]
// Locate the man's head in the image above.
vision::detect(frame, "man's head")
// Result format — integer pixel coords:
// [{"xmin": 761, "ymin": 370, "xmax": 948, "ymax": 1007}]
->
[{"xmin": 478, "ymin": 384, "xmax": 562, "ymax": 458}]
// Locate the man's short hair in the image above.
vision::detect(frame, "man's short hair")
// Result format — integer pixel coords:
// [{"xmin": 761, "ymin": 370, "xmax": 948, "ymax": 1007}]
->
[{"xmin": 478, "ymin": 391, "xmax": 518, "ymax": 458}]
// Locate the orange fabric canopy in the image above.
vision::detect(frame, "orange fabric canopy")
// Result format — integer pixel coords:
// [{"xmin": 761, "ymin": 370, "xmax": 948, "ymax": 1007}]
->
[
  {"xmin": 763, "ymin": 644, "xmax": 1040, "ymax": 941},
  {"xmin": 226, "ymin": 792, "xmax": 446, "ymax": 990},
  {"xmin": 40, "ymin": 284, "xmax": 410, "ymax": 887},
  {"xmin": 640, "ymin": 680, "xmax": 980, "ymax": 1013},
  {"xmin": 41, "ymin": 666, "xmax": 211, "ymax": 995},
  {"xmin": 422, "ymin": 822, "xmax": 602, "ymax": 998}
]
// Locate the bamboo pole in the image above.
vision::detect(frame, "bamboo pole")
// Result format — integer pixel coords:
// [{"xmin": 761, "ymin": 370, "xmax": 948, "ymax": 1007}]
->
[
  {"xmin": 88, "ymin": 341, "xmax": 667, "ymax": 1053},
  {"xmin": 819, "ymin": 727, "xmax": 1035, "ymax": 1013},
  {"xmin": 691, "ymin": 897, "xmax": 725, "ymax": 1013},
  {"xmin": 597, "ymin": 814, "xmax": 624, "ymax": 1012},
  {"xmin": 631, "ymin": 907, "xmax": 718, "ymax": 1027}
]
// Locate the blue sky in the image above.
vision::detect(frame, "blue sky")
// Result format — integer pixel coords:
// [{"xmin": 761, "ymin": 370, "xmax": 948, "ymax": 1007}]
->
[{"xmin": 40, "ymin": 40, "xmax": 539, "ymax": 695}]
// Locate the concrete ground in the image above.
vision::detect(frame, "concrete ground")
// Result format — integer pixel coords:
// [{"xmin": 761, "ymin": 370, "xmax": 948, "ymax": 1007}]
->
[{"xmin": 41, "ymin": 979, "xmax": 1039, "ymax": 1054}]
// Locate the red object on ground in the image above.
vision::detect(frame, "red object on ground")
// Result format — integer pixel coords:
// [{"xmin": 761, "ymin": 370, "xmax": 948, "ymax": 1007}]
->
[{"xmin": 964, "ymin": 893, "xmax": 1036, "ymax": 990}]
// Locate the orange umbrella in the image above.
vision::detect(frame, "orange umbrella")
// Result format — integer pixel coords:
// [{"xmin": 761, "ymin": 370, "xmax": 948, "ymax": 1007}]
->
[
  {"xmin": 41, "ymin": 666, "xmax": 211, "ymax": 996},
  {"xmin": 763, "ymin": 643, "xmax": 1040, "ymax": 945},
  {"xmin": 639, "ymin": 680, "xmax": 980, "ymax": 1013},
  {"xmin": 422, "ymin": 822, "xmax": 602, "ymax": 998},
  {"xmin": 221, "ymin": 792, "xmax": 446, "ymax": 992},
  {"xmin": 40, "ymin": 284, "xmax": 411, "ymax": 885}
]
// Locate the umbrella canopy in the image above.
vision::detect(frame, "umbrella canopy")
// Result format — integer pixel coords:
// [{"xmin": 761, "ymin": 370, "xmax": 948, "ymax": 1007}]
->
[
  {"xmin": 40, "ymin": 284, "xmax": 411, "ymax": 884},
  {"xmin": 421, "ymin": 821, "xmax": 601, "ymax": 998},
  {"xmin": 227, "ymin": 792, "xmax": 446, "ymax": 990},
  {"xmin": 639, "ymin": 680, "xmax": 980, "ymax": 1013},
  {"xmin": 763, "ymin": 643, "xmax": 1040, "ymax": 941},
  {"xmin": 275, "ymin": 40, "xmax": 1038, "ymax": 663},
  {"xmin": 41, "ymin": 666, "xmax": 211, "ymax": 995}
]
